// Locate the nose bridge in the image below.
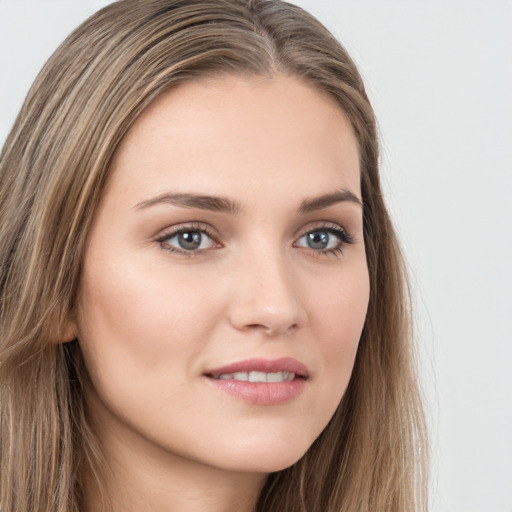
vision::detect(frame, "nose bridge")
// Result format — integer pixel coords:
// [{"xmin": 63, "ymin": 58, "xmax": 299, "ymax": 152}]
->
[{"xmin": 228, "ymin": 242, "xmax": 306, "ymax": 335}]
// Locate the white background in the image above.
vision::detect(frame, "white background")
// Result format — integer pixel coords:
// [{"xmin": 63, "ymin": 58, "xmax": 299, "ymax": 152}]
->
[{"xmin": 1, "ymin": 1, "xmax": 511, "ymax": 511}]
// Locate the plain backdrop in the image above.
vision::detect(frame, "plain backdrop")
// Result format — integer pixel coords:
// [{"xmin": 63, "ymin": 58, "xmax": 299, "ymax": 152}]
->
[{"xmin": 1, "ymin": 1, "xmax": 511, "ymax": 511}]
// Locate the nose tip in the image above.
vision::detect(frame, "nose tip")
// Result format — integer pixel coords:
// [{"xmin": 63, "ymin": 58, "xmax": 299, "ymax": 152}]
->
[
  {"xmin": 227, "ymin": 259, "xmax": 306, "ymax": 337},
  {"xmin": 229, "ymin": 299, "xmax": 304, "ymax": 337},
  {"xmin": 240, "ymin": 308, "xmax": 301, "ymax": 337}
]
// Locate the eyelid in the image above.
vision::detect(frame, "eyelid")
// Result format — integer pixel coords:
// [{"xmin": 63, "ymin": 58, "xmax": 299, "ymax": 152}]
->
[
  {"xmin": 293, "ymin": 221, "xmax": 356, "ymax": 255},
  {"xmin": 154, "ymin": 222, "xmax": 223, "ymax": 255},
  {"xmin": 153, "ymin": 220, "xmax": 356, "ymax": 258},
  {"xmin": 295, "ymin": 221, "xmax": 355, "ymax": 242}
]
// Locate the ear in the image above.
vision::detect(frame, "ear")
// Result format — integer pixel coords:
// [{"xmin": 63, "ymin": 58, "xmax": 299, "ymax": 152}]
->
[
  {"xmin": 61, "ymin": 323, "xmax": 78, "ymax": 343},
  {"xmin": 60, "ymin": 310, "xmax": 78, "ymax": 344}
]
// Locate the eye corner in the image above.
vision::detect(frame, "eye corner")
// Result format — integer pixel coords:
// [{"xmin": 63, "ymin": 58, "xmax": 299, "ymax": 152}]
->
[
  {"xmin": 154, "ymin": 222, "xmax": 223, "ymax": 256},
  {"xmin": 293, "ymin": 222, "xmax": 356, "ymax": 258}
]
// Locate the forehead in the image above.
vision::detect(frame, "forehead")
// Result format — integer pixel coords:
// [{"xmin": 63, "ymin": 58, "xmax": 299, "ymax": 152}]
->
[{"xmin": 106, "ymin": 73, "xmax": 361, "ymax": 205}]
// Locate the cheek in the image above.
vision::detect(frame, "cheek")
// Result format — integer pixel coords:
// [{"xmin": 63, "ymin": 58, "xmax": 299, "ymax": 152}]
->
[
  {"xmin": 75, "ymin": 254, "xmax": 219, "ymax": 384},
  {"xmin": 313, "ymin": 261, "xmax": 369, "ymax": 393}
]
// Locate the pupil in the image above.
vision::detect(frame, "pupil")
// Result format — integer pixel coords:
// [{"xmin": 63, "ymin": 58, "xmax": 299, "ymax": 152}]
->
[
  {"xmin": 308, "ymin": 231, "xmax": 329, "ymax": 249},
  {"xmin": 178, "ymin": 231, "xmax": 202, "ymax": 250}
]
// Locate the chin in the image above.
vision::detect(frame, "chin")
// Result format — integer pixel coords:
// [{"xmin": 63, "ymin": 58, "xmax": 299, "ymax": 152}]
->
[
  {"xmin": 208, "ymin": 435, "xmax": 313, "ymax": 474},
  {"xmin": 252, "ymin": 453, "xmax": 306, "ymax": 474}
]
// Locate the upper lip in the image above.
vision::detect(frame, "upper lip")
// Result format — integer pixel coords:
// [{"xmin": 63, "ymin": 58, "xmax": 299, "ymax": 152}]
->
[{"xmin": 205, "ymin": 357, "xmax": 309, "ymax": 378}]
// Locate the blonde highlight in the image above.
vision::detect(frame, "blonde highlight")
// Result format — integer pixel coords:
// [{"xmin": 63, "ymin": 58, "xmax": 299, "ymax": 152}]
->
[{"xmin": 0, "ymin": 1, "xmax": 428, "ymax": 511}]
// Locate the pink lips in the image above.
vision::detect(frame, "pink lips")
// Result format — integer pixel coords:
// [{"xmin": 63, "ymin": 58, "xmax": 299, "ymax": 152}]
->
[{"xmin": 203, "ymin": 357, "xmax": 308, "ymax": 405}]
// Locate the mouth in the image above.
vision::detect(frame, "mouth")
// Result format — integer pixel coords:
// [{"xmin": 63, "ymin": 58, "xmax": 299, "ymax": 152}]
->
[
  {"xmin": 203, "ymin": 358, "xmax": 308, "ymax": 405},
  {"xmin": 209, "ymin": 371, "xmax": 297, "ymax": 382}
]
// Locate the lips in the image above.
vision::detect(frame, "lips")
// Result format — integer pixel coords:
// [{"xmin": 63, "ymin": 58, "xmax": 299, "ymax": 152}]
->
[
  {"xmin": 205, "ymin": 357, "xmax": 309, "ymax": 379},
  {"xmin": 214, "ymin": 371, "xmax": 295, "ymax": 382},
  {"xmin": 203, "ymin": 358, "xmax": 308, "ymax": 405}
]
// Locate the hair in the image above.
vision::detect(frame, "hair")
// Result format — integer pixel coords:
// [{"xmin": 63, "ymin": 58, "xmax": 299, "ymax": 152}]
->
[{"xmin": 0, "ymin": 0, "xmax": 429, "ymax": 511}]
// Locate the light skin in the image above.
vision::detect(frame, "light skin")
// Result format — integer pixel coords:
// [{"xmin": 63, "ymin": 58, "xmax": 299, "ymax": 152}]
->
[{"xmin": 67, "ymin": 73, "xmax": 370, "ymax": 512}]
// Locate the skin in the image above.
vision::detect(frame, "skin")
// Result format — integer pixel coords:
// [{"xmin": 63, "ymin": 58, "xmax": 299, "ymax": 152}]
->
[{"xmin": 68, "ymin": 73, "xmax": 370, "ymax": 512}]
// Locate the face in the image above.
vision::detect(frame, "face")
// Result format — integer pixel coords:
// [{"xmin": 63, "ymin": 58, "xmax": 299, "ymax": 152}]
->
[{"xmin": 71, "ymin": 74, "xmax": 369, "ymax": 475}]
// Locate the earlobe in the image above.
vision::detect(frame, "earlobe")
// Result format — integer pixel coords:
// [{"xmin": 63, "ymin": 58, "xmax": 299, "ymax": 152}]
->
[
  {"xmin": 61, "ymin": 323, "xmax": 78, "ymax": 343},
  {"xmin": 60, "ymin": 313, "xmax": 78, "ymax": 344}
]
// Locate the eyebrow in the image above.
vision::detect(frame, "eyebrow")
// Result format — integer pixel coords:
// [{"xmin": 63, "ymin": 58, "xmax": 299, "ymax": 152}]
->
[
  {"xmin": 298, "ymin": 189, "xmax": 362, "ymax": 212},
  {"xmin": 135, "ymin": 188, "xmax": 362, "ymax": 214},
  {"xmin": 135, "ymin": 192, "xmax": 241, "ymax": 214}
]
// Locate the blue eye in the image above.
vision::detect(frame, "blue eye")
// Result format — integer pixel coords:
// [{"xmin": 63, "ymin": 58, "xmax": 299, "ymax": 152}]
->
[
  {"xmin": 302, "ymin": 231, "xmax": 334, "ymax": 250},
  {"xmin": 295, "ymin": 226, "xmax": 354, "ymax": 254},
  {"xmin": 159, "ymin": 228, "xmax": 216, "ymax": 253}
]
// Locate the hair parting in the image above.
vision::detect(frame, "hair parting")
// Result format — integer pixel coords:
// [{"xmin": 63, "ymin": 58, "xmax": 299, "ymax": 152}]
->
[{"xmin": 0, "ymin": 1, "xmax": 428, "ymax": 511}]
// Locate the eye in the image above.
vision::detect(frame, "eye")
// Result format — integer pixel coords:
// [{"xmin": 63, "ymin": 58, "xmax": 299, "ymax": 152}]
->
[
  {"xmin": 156, "ymin": 225, "xmax": 219, "ymax": 254},
  {"xmin": 294, "ymin": 225, "xmax": 354, "ymax": 255}
]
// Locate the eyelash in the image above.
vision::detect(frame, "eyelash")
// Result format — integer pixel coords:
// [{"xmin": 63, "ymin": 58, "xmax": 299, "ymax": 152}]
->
[
  {"xmin": 295, "ymin": 223, "xmax": 356, "ymax": 257},
  {"xmin": 156, "ymin": 223, "xmax": 220, "ymax": 257},
  {"xmin": 155, "ymin": 222, "xmax": 355, "ymax": 257}
]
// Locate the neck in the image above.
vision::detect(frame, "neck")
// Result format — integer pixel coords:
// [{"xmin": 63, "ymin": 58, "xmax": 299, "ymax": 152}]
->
[{"xmin": 85, "ymin": 460, "xmax": 266, "ymax": 512}]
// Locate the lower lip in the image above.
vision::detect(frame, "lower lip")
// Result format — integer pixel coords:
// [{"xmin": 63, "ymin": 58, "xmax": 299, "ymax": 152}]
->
[{"xmin": 204, "ymin": 377, "xmax": 307, "ymax": 405}]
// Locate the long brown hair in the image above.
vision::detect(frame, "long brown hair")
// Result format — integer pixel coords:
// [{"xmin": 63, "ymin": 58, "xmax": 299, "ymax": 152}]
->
[{"xmin": 0, "ymin": 1, "xmax": 428, "ymax": 510}]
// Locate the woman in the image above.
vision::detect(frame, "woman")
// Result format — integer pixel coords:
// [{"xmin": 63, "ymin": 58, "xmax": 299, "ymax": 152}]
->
[{"xmin": 0, "ymin": 1, "xmax": 429, "ymax": 511}]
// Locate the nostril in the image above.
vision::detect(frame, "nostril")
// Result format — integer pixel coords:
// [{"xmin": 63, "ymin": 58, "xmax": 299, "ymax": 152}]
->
[
  {"xmin": 243, "ymin": 322, "xmax": 300, "ymax": 337},
  {"xmin": 227, "ymin": 283, "xmax": 307, "ymax": 335}
]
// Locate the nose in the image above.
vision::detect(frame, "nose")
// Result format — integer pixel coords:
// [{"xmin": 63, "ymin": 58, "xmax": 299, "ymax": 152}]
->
[{"xmin": 227, "ymin": 250, "xmax": 307, "ymax": 337}]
